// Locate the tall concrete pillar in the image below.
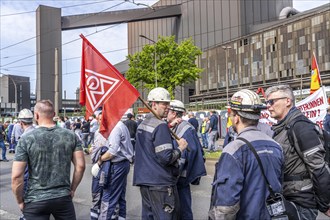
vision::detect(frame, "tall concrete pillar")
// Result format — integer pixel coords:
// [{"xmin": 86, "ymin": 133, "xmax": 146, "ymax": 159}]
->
[{"xmin": 36, "ymin": 5, "xmax": 62, "ymax": 110}]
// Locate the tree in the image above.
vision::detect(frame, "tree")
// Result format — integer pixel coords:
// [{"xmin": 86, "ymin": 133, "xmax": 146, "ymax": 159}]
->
[{"xmin": 126, "ymin": 36, "xmax": 203, "ymax": 97}]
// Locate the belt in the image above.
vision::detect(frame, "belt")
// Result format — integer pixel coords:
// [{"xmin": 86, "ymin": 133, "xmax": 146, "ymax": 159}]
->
[
  {"xmin": 284, "ymin": 173, "xmax": 310, "ymax": 182},
  {"xmin": 146, "ymin": 186, "xmax": 174, "ymax": 191},
  {"xmin": 111, "ymin": 159, "xmax": 129, "ymax": 164}
]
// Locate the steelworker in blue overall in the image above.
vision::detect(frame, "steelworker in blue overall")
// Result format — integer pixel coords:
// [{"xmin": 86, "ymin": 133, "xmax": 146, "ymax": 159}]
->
[
  {"xmin": 17, "ymin": 109, "xmax": 35, "ymax": 220},
  {"xmin": 17, "ymin": 109, "xmax": 36, "ymax": 193},
  {"xmin": 209, "ymin": 89, "xmax": 284, "ymax": 219},
  {"xmin": 133, "ymin": 87, "xmax": 188, "ymax": 220},
  {"xmin": 92, "ymin": 118, "xmax": 134, "ymax": 220},
  {"xmin": 167, "ymin": 100, "xmax": 207, "ymax": 220}
]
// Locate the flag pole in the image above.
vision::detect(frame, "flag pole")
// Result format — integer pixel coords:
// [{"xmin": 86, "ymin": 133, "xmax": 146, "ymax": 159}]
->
[
  {"xmin": 138, "ymin": 97, "xmax": 180, "ymax": 140},
  {"xmin": 138, "ymin": 97, "xmax": 191, "ymax": 151},
  {"xmin": 313, "ymin": 52, "xmax": 323, "ymax": 87},
  {"xmin": 300, "ymin": 70, "xmax": 303, "ymax": 100}
]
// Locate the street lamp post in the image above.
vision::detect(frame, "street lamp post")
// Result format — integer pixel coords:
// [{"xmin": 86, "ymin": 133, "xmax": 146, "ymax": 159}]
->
[
  {"xmin": 0, "ymin": 74, "xmax": 18, "ymax": 113},
  {"xmin": 139, "ymin": 34, "xmax": 157, "ymax": 87},
  {"xmin": 222, "ymin": 46, "xmax": 232, "ymax": 104}
]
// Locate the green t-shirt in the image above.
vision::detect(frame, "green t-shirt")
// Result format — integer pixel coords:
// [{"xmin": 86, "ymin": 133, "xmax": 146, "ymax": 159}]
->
[{"xmin": 14, "ymin": 126, "xmax": 83, "ymax": 203}]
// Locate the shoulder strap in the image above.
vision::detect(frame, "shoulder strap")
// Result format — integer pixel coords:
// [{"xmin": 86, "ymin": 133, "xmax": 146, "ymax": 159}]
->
[
  {"xmin": 237, "ymin": 137, "xmax": 276, "ymax": 197},
  {"xmin": 286, "ymin": 116, "xmax": 316, "ymax": 161},
  {"xmin": 286, "ymin": 116, "xmax": 304, "ymax": 146}
]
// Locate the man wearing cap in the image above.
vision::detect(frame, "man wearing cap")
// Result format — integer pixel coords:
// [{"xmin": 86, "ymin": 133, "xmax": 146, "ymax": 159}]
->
[
  {"xmin": 124, "ymin": 113, "xmax": 138, "ymax": 149},
  {"xmin": 15, "ymin": 109, "xmax": 36, "ymax": 220},
  {"xmin": 167, "ymin": 100, "xmax": 206, "ymax": 220},
  {"xmin": 209, "ymin": 89, "xmax": 284, "ymax": 219},
  {"xmin": 18, "ymin": 109, "xmax": 35, "ymax": 136},
  {"xmin": 17, "ymin": 109, "xmax": 36, "ymax": 193},
  {"xmin": 11, "ymin": 100, "xmax": 85, "ymax": 219},
  {"xmin": 133, "ymin": 87, "xmax": 188, "ymax": 219},
  {"xmin": 18, "ymin": 109, "xmax": 36, "ymax": 185}
]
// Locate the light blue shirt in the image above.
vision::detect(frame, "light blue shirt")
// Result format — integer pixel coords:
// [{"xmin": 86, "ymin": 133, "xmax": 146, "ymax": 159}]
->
[
  {"xmin": 107, "ymin": 121, "xmax": 134, "ymax": 163},
  {"xmin": 90, "ymin": 119, "xmax": 99, "ymax": 133},
  {"xmin": 12, "ymin": 123, "xmax": 23, "ymax": 141},
  {"xmin": 21, "ymin": 125, "xmax": 36, "ymax": 137}
]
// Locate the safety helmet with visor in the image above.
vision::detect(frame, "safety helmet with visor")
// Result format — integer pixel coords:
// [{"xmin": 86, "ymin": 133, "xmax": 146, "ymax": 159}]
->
[
  {"xmin": 18, "ymin": 108, "xmax": 34, "ymax": 123},
  {"xmin": 147, "ymin": 87, "xmax": 171, "ymax": 102},
  {"xmin": 229, "ymin": 89, "xmax": 266, "ymax": 120},
  {"xmin": 169, "ymin": 100, "xmax": 186, "ymax": 113}
]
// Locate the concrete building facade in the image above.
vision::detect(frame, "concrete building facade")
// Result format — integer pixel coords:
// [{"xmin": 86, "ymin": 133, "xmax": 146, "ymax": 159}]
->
[
  {"xmin": 34, "ymin": 1, "xmax": 329, "ymax": 111},
  {"xmin": 128, "ymin": 0, "xmax": 330, "ymax": 109},
  {"xmin": 128, "ymin": 0, "xmax": 293, "ymax": 104},
  {"xmin": 191, "ymin": 5, "xmax": 330, "ymax": 108},
  {"xmin": 0, "ymin": 74, "xmax": 31, "ymax": 114},
  {"xmin": 129, "ymin": 0, "xmax": 293, "ymax": 53}
]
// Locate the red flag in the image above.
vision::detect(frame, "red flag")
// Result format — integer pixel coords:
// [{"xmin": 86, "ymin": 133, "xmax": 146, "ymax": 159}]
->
[
  {"xmin": 310, "ymin": 52, "xmax": 321, "ymax": 94},
  {"xmin": 79, "ymin": 34, "xmax": 140, "ymax": 138}
]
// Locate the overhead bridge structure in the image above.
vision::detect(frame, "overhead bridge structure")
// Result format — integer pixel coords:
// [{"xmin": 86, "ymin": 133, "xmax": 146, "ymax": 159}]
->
[{"xmin": 36, "ymin": 4, "xmax": 181, "ymax": 112}]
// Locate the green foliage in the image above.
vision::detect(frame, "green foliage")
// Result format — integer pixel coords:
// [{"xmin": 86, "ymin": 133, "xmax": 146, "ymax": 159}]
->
[
  {"xmin": 126, "ymin": 36, "xmax": 203, "ymax": 97},
  {"xmin": 81, "ymin": 106, "xmax": 86, "ymax": 115},
  {"xmin": 204, "ymin": 150, "xmax": 222, "ymax": 159}
]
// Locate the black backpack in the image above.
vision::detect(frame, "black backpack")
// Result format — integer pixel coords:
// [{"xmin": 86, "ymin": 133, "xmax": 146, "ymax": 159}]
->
[{"xmin": 286, "ymin": 115, "xmax": 330, "ymax": 164}]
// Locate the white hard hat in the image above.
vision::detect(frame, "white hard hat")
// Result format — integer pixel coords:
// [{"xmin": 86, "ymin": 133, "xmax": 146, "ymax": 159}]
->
[
  {"xmin": 169, "ymin": 100, "xmax": 186, "ymax": 113},
  {"xmin": 18, "ymin": 109, "xmax": 34, "ymax": 123},
  {"xmin": 147, "ymin": 87, "xmax": 171, "ymax": 102},
  {"xmin": 230, "ymin": 89, "xmax": 266, "ymax": 120}
]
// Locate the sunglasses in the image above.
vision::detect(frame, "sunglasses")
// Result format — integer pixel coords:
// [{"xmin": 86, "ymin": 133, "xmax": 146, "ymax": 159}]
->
[{"xmin": 265, "ymin": 97, "xmax": 287, "ymax": 106}]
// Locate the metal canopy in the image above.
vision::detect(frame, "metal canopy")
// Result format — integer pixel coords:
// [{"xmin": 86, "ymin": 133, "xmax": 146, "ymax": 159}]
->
[{"xmin": 36, "ymin": 3, "xmax": 181, "ymax": 112}]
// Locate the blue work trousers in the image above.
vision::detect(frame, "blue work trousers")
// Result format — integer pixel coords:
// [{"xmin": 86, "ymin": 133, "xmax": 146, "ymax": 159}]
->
[
  {"xmin": 88, "ymin": 132, "xmax": 95, "ymax": 146},
  {"xmin": 140, "ymin": 185, "xmax": 180, "ymax": 220},
  {"xmin": 99, "ymin": 160, "xmax": 130, "ymax": 220},
  {"xmin": 177, "ymin": 177, "xmax": 193, "ymax": 220},
  {"xmin": 0, "ymin": 140, "xmax": 7, "ymax": 160},
  {"xmin": 201, "ymin": 133, "xmax": 208, "ymax": 148},
  {"xmin": 10, "ymin": 140, "xmax": 17, "ymax": 151},
  {"xmin": 90, "ymin": 175, "xmax": 103, "ymax": 220},
  {"xmin": 81, "ymin": 133, "xmax": 89, "ymax": 148}
]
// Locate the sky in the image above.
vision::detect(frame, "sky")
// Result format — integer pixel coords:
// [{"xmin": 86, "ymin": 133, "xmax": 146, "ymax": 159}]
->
[{"xmin": 0, "ymin": 0, "xmax": 328, "ymax": 99}]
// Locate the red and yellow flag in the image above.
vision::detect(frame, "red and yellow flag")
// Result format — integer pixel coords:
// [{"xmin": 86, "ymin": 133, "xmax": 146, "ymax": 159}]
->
[{"xmin": 310, "ymin": 52, "xmax": 321, "ymax": 94}]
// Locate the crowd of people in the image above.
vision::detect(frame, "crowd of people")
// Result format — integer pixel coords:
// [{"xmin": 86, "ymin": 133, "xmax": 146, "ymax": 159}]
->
[
  {"xmin": 210, "ymin": 85, "xmax": 330, "ymax": 220},
  {"xmin": 1, "ymin": 83, "xmax": 330, "ymax": 220},
  {"xmin": 0, "ymin": 118, "xmax": 23, "ymax": 162}
]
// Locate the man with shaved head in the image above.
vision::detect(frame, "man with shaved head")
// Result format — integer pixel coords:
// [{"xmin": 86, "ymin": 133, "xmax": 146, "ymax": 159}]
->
[{"xmin": 12, "ymin": 100, "xmax": 85, "ymax": 220}]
